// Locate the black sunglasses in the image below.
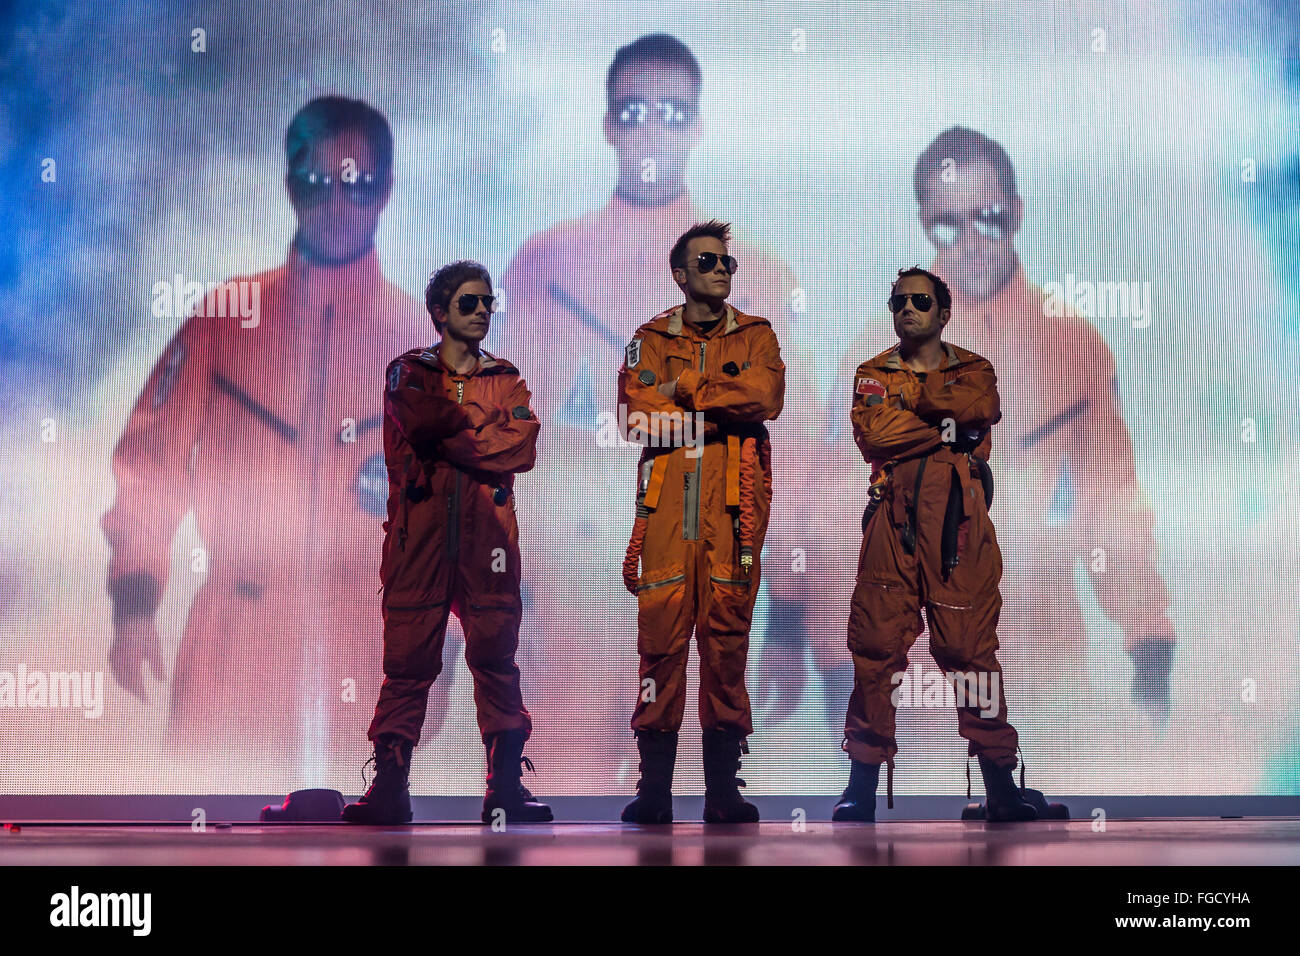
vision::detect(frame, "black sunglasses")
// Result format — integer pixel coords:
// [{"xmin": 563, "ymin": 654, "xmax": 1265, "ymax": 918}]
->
[
  {"xmin": 693, "ymin": 252, "xmax": 738, "ymax": 275},
  {"xmin": 456, "ymin": 293, "xmax": 497, "ymax": 315},
  {"xmin": 288, "ymin": 169, "xmax": 388, "ymax": 208},
  {"xmin": 888, "ymin": 292, "xmax": 934, "ymax": 313}
]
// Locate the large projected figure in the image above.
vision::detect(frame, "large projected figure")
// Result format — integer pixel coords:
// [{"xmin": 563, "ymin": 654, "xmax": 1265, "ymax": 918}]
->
[
  {"xmin": 100, "ymin": 97, "xmax": 425, "ymax": 758},
  {"xmin": 497, "ymin": 33, "xmax": 811, "ymax": 777},
  {"xmin": 820, "ymin": 128, "xmax": 1177, "ymax": 727}
]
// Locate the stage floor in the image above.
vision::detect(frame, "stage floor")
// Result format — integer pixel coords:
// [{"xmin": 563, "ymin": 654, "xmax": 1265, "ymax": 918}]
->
[{"xmin": 2, "ymin": 818, "xmax": 1298, "ymax": 865}]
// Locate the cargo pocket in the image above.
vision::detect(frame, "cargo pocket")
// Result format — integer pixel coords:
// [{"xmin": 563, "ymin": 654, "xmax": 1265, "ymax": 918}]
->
[{"xmin": 636, "ymin": 565, "xmax": 687, "ymax": 657}]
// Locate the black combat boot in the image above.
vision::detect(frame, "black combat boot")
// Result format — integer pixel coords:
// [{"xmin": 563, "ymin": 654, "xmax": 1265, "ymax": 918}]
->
[
  {"xmin": 481, "ymin": 729, "xmax": 553, "ymax": 824},
  {"xmin": 621, "ymin": 730, "xmax": 678, "ymax": 824},
  {"xmin": 341, "ymin": 734, "xmax": 414, "ymax": 824},
  {"xmin": 831, "ymin": 759, "xmax": 880, "ymax": 822},
  {"xmin": 702, "ymin": 729, "xmax": 760, "ymax": 824},
  {"xmin": 978, "ymin": 754, "xmax": 1038, "ymax": 822}
]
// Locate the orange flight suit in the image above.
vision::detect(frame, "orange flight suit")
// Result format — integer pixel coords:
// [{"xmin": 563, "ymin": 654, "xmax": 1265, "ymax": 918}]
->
[
  {"xmin": 618, "ymin": 303, "xmax": 785, "ymax": 736},
  {"xmin": 101, "ymin": 246, "xmax": 425, "ymax": 757},
  {"xmin": 497, "ymin": 191, "xmax": 813, "ymax": 778},
  {"xmin": 843, "ymin": 341, "xmax": 1018, "ymax": 767},
  {"xmin": 368, "ymin": 344, "xmax": 540, "ymax": 744}
]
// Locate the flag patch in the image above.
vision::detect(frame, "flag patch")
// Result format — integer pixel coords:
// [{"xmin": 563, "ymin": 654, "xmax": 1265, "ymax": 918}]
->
[{"xmin": 856, "ymin": 377, "xmax": 886, "ymax": 398}]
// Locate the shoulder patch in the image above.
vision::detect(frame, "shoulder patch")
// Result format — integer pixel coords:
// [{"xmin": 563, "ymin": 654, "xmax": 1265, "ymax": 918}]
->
[
  {"xmin": 856, "ymin": 377, "xmax": 886, "ymax": 398},
  {"xmin": 625, "ymin": 337, "xmax": 642, "ymax": 369},
  {"xmin": 387, "ymin": 360, "xmax": 421, "ymax": 393}
]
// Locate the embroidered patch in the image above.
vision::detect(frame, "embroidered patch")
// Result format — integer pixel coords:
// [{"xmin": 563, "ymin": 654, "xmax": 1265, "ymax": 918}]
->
[
  {"xmin": 625, "ymin": 337, "xmax": 642, "ymax": 369},
  {"xmin": 638, "ymin": 369, "xmax": 656, "ymax": 386},
  {"xmin": 512, "ymin": 405, "xmax": 532, "ymax": 420},
  {"xmin": 386, "ymin": 362, "xmax": 404, "ymax": 392},
  {"xmin": 856, "ymin": 377, "xmax": 886, "ymax": 398}
]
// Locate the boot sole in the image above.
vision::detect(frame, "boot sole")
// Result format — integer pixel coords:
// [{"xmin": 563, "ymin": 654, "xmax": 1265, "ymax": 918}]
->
[
  {"xmin": 831, "ymin": 809, "xmax": 876, "ymax": 823},
  {"xmin": 340, "ymin": 810, "xmax": 413, "ymax": 825}
]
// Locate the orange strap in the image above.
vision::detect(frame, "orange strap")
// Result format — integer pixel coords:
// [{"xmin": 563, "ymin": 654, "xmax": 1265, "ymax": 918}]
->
[{"xmin": 726, "ymin": 433, "xmax": 741, "ymax": 507}]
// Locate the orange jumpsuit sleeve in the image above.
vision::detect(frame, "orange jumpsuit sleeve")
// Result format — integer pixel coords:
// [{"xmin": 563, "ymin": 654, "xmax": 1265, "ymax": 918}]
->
[
  {"xmin": 674, "ymin": 324, "xmax": 785, "ymax": 423},
  {"xmin": 850, "ymin": 363, "xmax": 943, "ymax": 463},
  {"xmin": 618, "ymin": 331, "xmax": 686, "ymax": 445},
  {"xmin": 384, "ymin": 359, "xmax": 473, "ymax": 458},
  {"xmin": 438, "ymin": 374, "xmax": 540, "ymax": 474},
  {"xmin": 910, "ymin": 359, "xmax": 1003, "ymax": 431},
  {"xmin": 1066, "ymin": 337, "xmax": 1175, "ymax": 647},
  {"xmin": 100, "ymin": 312, "xmax": 216, "ymax": 618}
]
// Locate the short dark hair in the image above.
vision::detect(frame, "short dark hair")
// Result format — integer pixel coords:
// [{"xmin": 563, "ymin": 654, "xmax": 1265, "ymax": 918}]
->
[
  {"xmin": 285, "ymin": 95, "xmax": 395, "ymax": 183},
  {"xmin": 913, "ymin": 126, "xmax": 1017, "ymax": 204},
  {"xmin": 426, "ymin": 260, "xmax": 492, "ymax": 332},
  {"xmin": 670, "ymin": 220, "xmax": 732, "ymax": 272},
  {"xmin": 892, "ymin": 266, "xmax": 952, "ymax": 313},
  {"xmin": 606, "ymin": 33, "xmax": 702, "ymax": 108}
]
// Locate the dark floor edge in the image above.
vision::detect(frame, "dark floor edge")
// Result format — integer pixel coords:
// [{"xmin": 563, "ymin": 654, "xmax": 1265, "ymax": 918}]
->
[{"xmin": 2, "ymin": 794, "xmax": 1299, "ymax": 822}]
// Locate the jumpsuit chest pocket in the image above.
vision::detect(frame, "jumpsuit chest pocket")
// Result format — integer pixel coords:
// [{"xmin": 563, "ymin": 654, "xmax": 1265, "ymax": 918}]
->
[{"xmin": 662, "ymin": 345, "xmax": 697, "ymax": 381}]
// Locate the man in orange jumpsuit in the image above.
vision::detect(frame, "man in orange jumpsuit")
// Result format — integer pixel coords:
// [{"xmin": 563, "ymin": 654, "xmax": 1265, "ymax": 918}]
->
[
  {"xmin": 787, "ymin": 127, "xmax": 1177, "ymax": 733},
  {"xmin": 497, "ymin": 34, "xmax": 814, "ymax": 786},
  {"xmin": 833, "ymin": 267, "xmax": 1038, "ymax": 823},
  {"xmin": 342, "ymin": 261, "xmax": 551, "ymax": 825},
  {"xmin": 101, "ymin": 97, "xmax": 426, "ymax": 766},
  {"xmin": 617, "ymin": 220, "xmax": 785, "ymax": 824}
]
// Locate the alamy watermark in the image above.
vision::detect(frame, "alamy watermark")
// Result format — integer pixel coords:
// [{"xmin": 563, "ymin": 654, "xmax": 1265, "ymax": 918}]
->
[
  {"xmin": 596, "ymin": 404, "xmax": 707, "ymax": 458},
  {"xmin": 890, "ymin": 664, "xmax": 1000, "ymax": 718}
]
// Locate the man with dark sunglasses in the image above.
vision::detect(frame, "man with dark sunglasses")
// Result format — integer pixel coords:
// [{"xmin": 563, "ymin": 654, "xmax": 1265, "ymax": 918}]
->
[
  {"xmin": 343, "ymin": 260, "xmax": 551, "ymax": 825},
  {"xmin": 101, "ymin": 96, "xmax": 426, "ymax": 767},
  {"xmin": 833, "ymin": 266, "xmax": 1045, "ymax": 823},
  {"xmin": 618, "ymin": 220, "xmax": 785, "ymax": 824},
  {"xmin": 495, "ymin": 33, "xmax": 816, "ymax": 789}
]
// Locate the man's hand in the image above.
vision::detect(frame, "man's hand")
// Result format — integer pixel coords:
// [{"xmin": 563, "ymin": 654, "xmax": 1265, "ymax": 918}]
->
[
  {"xmin": 109, "ymin": 617, "xmax": 167, "ymax": 703},
  {"xmin": 1129, "ymin": 637, "xmax": 1173, "ymax": 724},
  {"xmin": 657, "ymin": 377, "xmax": 680, "ymax": 399}
]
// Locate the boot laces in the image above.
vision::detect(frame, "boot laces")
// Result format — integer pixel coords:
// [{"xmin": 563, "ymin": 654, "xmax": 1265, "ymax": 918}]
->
[
  {"xmin": 359, "ymin": 754, "xmax": 378, "ymax": 794},
  {"xmin": 519, "ymin": 755, "xmax": 537, "ymax": 799}
]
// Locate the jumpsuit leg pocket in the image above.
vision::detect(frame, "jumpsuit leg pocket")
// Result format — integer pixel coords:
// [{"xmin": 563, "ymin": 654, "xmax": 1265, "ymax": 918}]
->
[
  {"xmin": 636, "ymin": 565, "xmax": 687, "ymax": 657},
  {"xmin": 380, "ymin": 599, "xmax": 451, "ymax": 679},
  {"xmin": 460, "ymin": 592, "xmax": 524, "ymax": 667}
]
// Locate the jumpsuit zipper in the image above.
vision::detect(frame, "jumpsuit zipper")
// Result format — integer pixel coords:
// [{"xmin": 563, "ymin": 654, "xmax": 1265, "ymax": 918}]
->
[
  {"xmin": 638, "ymin": 572, "xmax": 687, "ymax": 593},
  {"xmin": 683, "ymin": 339, "xmax": 705, "ymax": 541},
  {"xmin": 448, "ymin": 378, "xmax": 464, "ymax": 564}
]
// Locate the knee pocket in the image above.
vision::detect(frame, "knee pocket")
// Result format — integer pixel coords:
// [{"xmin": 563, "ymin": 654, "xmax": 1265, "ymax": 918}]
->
[
  {"xmin": 846, "ymin": 581, "xmax": 921, "ymax": 662},
  {"xmin": 637, "ymin": 565, "xmax": 688, "ymax": 657}
]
